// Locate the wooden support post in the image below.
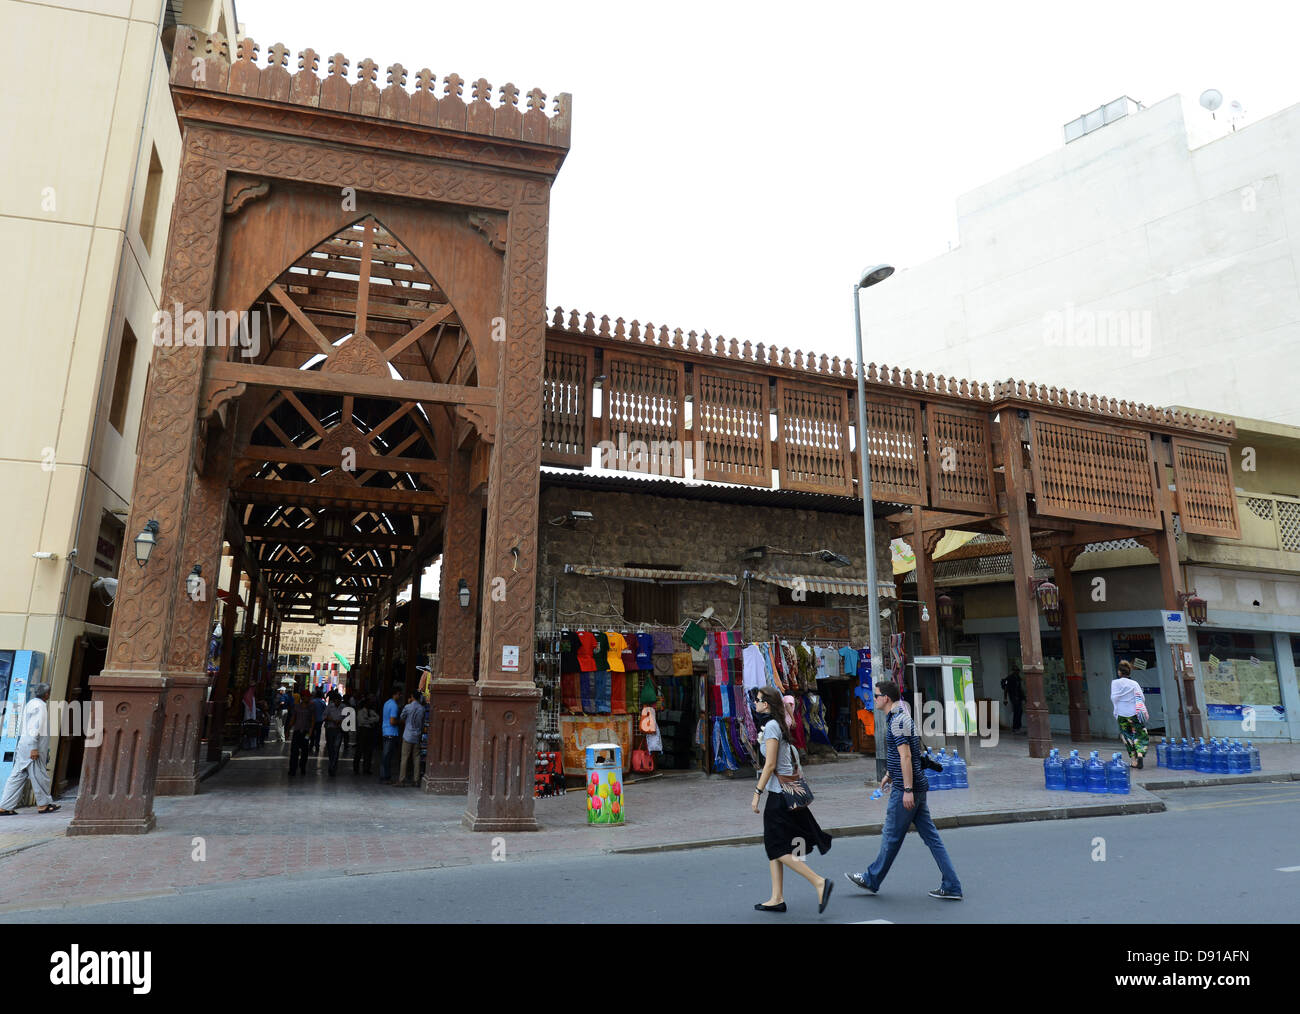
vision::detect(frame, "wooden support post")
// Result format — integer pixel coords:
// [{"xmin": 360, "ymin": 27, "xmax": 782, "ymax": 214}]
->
[
  {"xmin": 407, "ymin": 565, "xmax": 423, "ymax": 695},
  {"xmin": 1049, "ymin": 545, "xmax": 1090, "ymax": 742},
  {"xmin": 911, "ymin": 507, "xmax": 940, "ymax": 657},
  {"xmin": 1155, "ymin": 517, "xmax": 1203, "ymax": 739},
  {"xmin": 999, "ymin": 411, "xmax": 1050, "ymax": 758},
  {"xmin": 381, "ymin": 586, "xmax": 397, "ymax": 700}
]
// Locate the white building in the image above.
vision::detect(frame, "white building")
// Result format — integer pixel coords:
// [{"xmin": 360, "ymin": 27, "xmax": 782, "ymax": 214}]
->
[{"xmin": 865, "ymin": 93, "xmax": 1300, "ymax": 426}]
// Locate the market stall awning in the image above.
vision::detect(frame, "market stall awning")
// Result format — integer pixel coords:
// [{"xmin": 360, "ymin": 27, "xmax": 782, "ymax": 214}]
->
[
  {"xmin": 747, "ymin": 572, "xmax": 898, "ymax": 599},
  {"xmin": 891, "ymin": 531, "xmax": 980, "ymax": 575},
  {"xmin": 563, "ymin": 564, "xmax": 740, "ymax": 585}
]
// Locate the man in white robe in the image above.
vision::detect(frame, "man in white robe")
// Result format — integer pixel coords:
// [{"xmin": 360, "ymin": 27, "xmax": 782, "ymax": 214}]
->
[{"xmin": 0, "ymin": 682, "xmax": 57, "ymax": 814}]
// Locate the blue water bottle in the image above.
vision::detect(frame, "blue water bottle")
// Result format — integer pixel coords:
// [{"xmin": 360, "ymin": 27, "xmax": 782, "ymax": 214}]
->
[
  {"xmin": 1232, "ymin": 740, "xmax": 1250, "ymax": 774},
  {"xmin": 1085, "ymin": 750, "xmax": 1108, "ymax": 793},
  {"xmin": 1210, "ymin": 738, "xmax": 1225, "ymax": 774},
  {"xmin": 1064, "ymin": 749, "xmax": 1086, "ymax": 791},
  {"xmin": 1193, "ymin": 737, "xmax": 1210, "ymax": 773},
  {"xmin": 1106, "ymin": 752, "xmax": 1130, "ymax": 794},
  {"xmin": 1171, "ymin": 738, "xmax": 1186, "ymax": 770},
  {"xmin": 1248, "ymin": 741, "xmax": 1261, "ymax": 771},
  {"xmin": 1179, "ymin": 737, "xmax": 1192, "ymax": 770},
  {"xmin": 950, "ymin": 750, "xmax": 968, "ymax": 789},
  {"xmin": 1043, "ymin": 748, "xmax": 1060, "ymax": 789},
  {"xmin": 933, "ymin": 749, "xmax": 951, "ymax": 790},
  {"xmin": 1155, "ymin": 738, "xmax": 1166, "ymax": 768}
]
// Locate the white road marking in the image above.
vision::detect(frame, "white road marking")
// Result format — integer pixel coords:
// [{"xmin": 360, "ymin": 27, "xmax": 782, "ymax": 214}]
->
[
  {"xmin": 1275, "ymin": 866, "xmax": 1300, "ymax": 873},
  {"xmin": 852, "ymin": 919, "xmax": 894, "ymax": 923}
]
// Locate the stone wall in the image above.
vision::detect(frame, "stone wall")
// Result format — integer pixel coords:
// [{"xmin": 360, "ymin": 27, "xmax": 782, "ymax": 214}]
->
[{"xmin": 535, "ymin": 483, "xmax": 892, "ymax": 644}]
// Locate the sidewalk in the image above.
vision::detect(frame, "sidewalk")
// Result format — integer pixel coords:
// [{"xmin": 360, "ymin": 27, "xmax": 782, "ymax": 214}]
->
[{"xmin": 0, "ymin": 734, "xmax": 1294, "ymax": 914}]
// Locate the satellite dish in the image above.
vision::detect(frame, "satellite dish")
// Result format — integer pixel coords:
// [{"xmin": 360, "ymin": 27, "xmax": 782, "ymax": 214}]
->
[{"xmin": 1200, "ymin": 89, "xmax": 1223, "ymax": 112}]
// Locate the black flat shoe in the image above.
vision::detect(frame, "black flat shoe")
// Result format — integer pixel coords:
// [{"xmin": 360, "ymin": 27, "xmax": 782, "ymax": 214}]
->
[
  {"xmin": 1137, "ymin": 757, "xmax": 1144, "ymax": 769},
  {"xmin": 754, "ymin": 902, "xmax": 786, "ymax": 912},
  {"xmin": 818, "ymin": 879, "xmax": 834, "ymax": 914}
]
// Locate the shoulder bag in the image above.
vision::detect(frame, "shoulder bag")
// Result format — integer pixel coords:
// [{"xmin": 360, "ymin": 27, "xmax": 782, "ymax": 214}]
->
[{"xmin": 775, "ymin": 739, "xmax": 815, "ymax": 809}]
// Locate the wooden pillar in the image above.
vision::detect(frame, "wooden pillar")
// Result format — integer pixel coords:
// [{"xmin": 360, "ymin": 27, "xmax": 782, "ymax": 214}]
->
[
  {"xmin": 427, "ymin": 449, "xmax": 481, "ymax": 794},
  {"xmin": 999, "ymin": 411, "xmax": 1050, "ymax": 758},
  {"xmin": 353, "ymin": 613, "xmax": 364, "ymax": 691},
  {"xmin": 381, "ymin": 585, "xmax": 397, "ymax": 700},
  {"xmin": 1154, "ymin": 517, "xmax": 1203, "ymax": 739},
  {"xmin": 1049, "ymin": 544, "xmax": 1090, "ymax": 742},
  {"xmin": 407, "ymin": 565, "xmax": 423, "ymax": 696},
  {"xmin": 911, "ymin": 507, "xmax": 940, "ymax": 657},
  {"xmin": 207, "ymin": 563, "xmax": 242, "ymax": 762}
]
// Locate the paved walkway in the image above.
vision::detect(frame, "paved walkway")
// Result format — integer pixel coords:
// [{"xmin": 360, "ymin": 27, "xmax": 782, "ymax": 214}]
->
[{"xmin": 0, "ymin": 733, "xmax": 1294, "ymax": 914}]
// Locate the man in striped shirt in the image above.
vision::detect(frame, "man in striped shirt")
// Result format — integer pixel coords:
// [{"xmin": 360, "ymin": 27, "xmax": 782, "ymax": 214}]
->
[{"xmin": 845, "ymin": 680, "xmax": 963, "ymax": 900}]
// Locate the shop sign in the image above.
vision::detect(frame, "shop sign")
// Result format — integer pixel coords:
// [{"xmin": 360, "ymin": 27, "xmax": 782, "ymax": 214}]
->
[
  {"xmin": 769, "ymin": 606, "xmax": 850, "ymax": 640},
  {"xmin": 1161, "ymin": 610, "xmax": 1189, "ymax": 645}
]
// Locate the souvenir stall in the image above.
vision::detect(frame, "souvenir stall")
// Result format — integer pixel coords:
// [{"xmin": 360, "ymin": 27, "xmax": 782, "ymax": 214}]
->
[{"xmin": 540, "ymin": 624, "xmax": 703, "ymax": 780}]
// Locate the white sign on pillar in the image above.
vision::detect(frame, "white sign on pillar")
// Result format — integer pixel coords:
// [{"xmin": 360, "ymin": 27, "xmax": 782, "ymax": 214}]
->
[
  {"xmin": 501, "ymin": 645, "xmax": 520, "ymax": 672},
  {"xmin": 1161, "ymin": 610, "xmax": 1189, "ymax": 645}
]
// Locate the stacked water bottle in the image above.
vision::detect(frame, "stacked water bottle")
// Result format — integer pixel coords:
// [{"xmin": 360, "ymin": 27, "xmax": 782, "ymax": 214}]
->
[
  {"xmin": 1155, "ymin": 736, "xmax": 1260, "ymax": 774},
  {"xmin": 1043, "ymin": 749, "xmax": 1131, "ymax": 794},
  {"xmin": 869, "ymin": 747, "xmax": 969, "ymax": 799}
]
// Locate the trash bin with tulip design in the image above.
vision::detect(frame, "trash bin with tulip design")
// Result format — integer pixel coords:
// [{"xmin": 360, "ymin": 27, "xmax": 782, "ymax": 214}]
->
[{"xmin": 585, "ymin": 742, "xmax": 624, "ymax": 826}]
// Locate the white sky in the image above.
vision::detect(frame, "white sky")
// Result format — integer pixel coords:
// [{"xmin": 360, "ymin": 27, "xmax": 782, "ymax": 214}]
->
[{"xmin": 238, "ymin": 0, "xmax": 1300, "ymax": 367}]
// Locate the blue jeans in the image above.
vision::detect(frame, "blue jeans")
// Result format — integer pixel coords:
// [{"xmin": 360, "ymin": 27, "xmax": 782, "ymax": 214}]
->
[
  {"xmin": 380, "ymin": 736, "xmax": 400, "ymax": 780},
  {"xmin": 860, "ymin": 787, "xmax": 962, "ymax": 894}
]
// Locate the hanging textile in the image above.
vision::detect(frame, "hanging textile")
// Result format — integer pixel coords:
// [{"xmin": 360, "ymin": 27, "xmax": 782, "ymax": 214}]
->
[
  {"xmin": 741, "ymin": 643, "xmax": 765, "ymax": 691},
  {"xmin": 580, "ymin": 672, "xmax": 596, "ymax": 713},
  {"xmin": 594, "ymin": 632, "xmax": 611, "ymax": 671},
  {"xmin": 839, "ymin": 644, "xmax": 858, "ymax": 677},
  {"xmin": 577, "ymin": 631, "xmax": 598, "ymax": 672},
  {"xmin": 611, "ymin": 672, "xmax": 626, "ymax": 715},
  {"xmin": 651, "ymin": 630, "xmax": 675, "ymax": 654},
  {"xmin": 635, "ymin": 632, "xmax": 654, "ymax": 670},
  {"xmin": 559, "ymin": 630, "xmax": 580, "ymax": 673},
  {"xmin": 712, "ymin": 718, "xmax": 738, "ymax": 771},
  {"xmin": 594, "ymin": 671, "xmax": 612, "ymax": 714},
  {"xmin": 805, "ymin": 693, "xmax": 832, "ymax": 746},
  {"xmin": 890, "ymin": 633, "xmax": 906, "ymax": 683},
  {"xmin": 561, "ymin": 672, "xmax": 581, "ymax": 713}
]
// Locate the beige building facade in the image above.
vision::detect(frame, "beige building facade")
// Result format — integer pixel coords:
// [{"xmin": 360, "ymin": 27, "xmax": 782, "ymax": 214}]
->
[{"xmin": 1, "ymin": 0, "xmax": 239, "ymax": 788}]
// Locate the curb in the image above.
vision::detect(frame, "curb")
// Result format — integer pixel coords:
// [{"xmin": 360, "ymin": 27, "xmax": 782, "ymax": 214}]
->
[
  {"xmin": 608, "ymin": 797, "xmax": 1168, "ymax": 855},
  {"xmin": 1138, "ymin": 770, "xmax": 1299, "ymax": 790}
]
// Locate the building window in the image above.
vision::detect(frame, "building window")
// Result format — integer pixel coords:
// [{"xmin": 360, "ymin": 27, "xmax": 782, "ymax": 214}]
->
[
  {"xmin": 108, "ymin": 322, "xmax": 137, "ymax": 434},
  {"xmin": 138, "ymin": 145, "xmax": 164, "ymax": 255},
  {"xmin": 622, "ymin": 565, "xmax": 680, "ymax": 625},
  {"xmin": 1197, "ymin": 630, "xmax": 1283, "ymax": 721}
]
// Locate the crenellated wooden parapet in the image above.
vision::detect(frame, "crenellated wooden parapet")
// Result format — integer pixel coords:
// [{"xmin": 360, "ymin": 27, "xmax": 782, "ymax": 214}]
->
[
  {"xmin": 540, "ymin": 304, "xmax": 1241, "ymax": 540},
  {"xmin": 168, "ymin": 29, "xmax": 571, "ymax": 173}
]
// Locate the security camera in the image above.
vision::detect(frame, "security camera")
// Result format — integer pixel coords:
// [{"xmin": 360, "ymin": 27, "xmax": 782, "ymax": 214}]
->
[{"xmin": 92, "ymin": 577, "xmax": 119, "ymax": 601}]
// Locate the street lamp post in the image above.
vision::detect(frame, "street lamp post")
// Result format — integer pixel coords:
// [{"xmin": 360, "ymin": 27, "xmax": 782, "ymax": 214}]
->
[{"xmin": 853, "ymin": 264, "xmax": 894, "ymax": 777}]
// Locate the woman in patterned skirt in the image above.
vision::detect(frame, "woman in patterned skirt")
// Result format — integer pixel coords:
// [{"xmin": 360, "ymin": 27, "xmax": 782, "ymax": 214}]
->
[{"xmin": 1111, "ymin": 661, "xmax": 1149, "ymax": 769}]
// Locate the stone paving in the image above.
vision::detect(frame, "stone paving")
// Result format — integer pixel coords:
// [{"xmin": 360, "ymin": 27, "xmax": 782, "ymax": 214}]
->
[{"xmin": 0, "ymin": 732, "xmax": 1294, "ymax": 915}]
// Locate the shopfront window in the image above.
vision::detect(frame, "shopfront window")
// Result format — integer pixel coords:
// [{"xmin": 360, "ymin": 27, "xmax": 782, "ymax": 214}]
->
[
  {"xmin": 1197, "ymin": 630, "xmax": 1285, "ymax": 723},
  {"xmin": 1007, "ymin": 635, "xmax": 1069, "ymax": 716},
  {"xmin": 1113, "ymin": 631, "xmax": 1163, "ymax": 728}
]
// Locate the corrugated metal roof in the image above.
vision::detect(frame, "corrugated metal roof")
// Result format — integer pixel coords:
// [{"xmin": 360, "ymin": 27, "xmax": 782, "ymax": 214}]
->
[
  {"xmin": 748, "ymin": 572, "xmax": 898, "ymax": 599},
  {"xmin": 540, "ymin": 468, "xmax": 897, "ymax": 516},
  {"xmin": 564, "ymin": 564, "xmax": 740, "ymax": 585}
]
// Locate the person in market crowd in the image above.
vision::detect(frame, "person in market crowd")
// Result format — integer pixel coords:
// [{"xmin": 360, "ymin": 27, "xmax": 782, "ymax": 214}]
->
[
  {"xmin": 0, "ymin": 682, "xmax": 59, "ymax": 815},
  {"xmin": 353, "ymin": 695, "xmax": 379, "ymax": 775},
  {"xmin": 288, "ymin": 691, "xmax": 314, "ymax": 777},
  {"xmin": 310, "ymin": 687, "xmax": 326, "ymax": 755},
  {"xmin": 846, "ymin": 680, "xmax": 963, "ymax": 901},
  {"xmin": 277, "ymin": 684, "xmax": 294, "ymax": 742},
  {"xmin": 749, "ymin": 686, "xmax": 834, "ymax": 915},
  {"xmin": 322, "ymin": 690, "xmax": 346, "ymax": 777},
  {"xmin": 378, "ymin": 689, "xmax": 402, "ymax": 784},
  {"xmin": 1001, "ymin": 664, "xmax": 1025, "ymax": 735},
  {"xmin": 397, "ymin": 692, "xmax": 426, "ymax": 786}
]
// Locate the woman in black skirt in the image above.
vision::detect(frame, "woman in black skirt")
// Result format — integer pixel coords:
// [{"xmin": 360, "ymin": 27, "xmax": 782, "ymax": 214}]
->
[{"xmin": 750, "ymin": 686, "xmax": 833, "ymax": 913}]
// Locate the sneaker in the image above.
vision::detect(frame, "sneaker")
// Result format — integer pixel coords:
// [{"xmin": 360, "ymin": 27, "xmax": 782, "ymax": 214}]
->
[
  {"xmin": 845, "ymin": 872, "xmax": 877, "ymax": 894},
  {"xmin": 928, "ymin": 887, "xmax": 963, "ymax": 901}
]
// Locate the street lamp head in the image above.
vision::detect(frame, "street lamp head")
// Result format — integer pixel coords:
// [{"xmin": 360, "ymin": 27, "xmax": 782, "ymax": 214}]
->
[{"xmin": 857, "ymin": 264, "xmax": 895, "ymax": 289}]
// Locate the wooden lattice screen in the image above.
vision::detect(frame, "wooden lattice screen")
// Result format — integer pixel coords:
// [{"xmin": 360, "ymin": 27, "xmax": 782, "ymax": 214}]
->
[
  {"xmin": 776, "ymin": 381, "xmax": 853, "ymax": 495},
  {"xmin": 1030, "ymin": 415, "xmax": 1161, "ymax": 528},
  {"xmin": 1172, "ymin": 437, "xmax": 1241, "ymax": 538},
  {"xmin": 602, "ymin": 354, "xmax": 686, "ymax": 477},
  {"xmin": 541, "ymin": 343, "xmax": 593, "ymax": 467},
  {"xmin": 861, "ymin": 394, "xmax": 926, "ymax": 506},
  {"xmin": 693, "ymin": 367, "xmax": 772, "ymax": 487},
  {"xmin": 926, "ymin": 406, "xmax": 995, "ymax": 512}
]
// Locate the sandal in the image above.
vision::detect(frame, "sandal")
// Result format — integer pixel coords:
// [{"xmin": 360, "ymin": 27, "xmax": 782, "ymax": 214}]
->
[
  {"xmin": 0, "ymin": 809, "xmax": 16, "ymax": 816},
  {"xmin": 37, "ymin": 804, "xmax": 60, "ymax": 814}
]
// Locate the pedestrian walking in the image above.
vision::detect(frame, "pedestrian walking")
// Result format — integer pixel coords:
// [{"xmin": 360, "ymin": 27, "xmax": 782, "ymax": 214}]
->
[
  {"xmin": 288, "ymin": 692, "xmax": 314, "ymax": 776},
  {"xmin": 1001, "ymin": 665, "xmax": 1025, "ymax": 734},
  {"xmin": 749, "ymin": 686, "xmax": 833, "ymax": 914},
  {"xmin": 398, "ymin": 693, "xmax": 426, "ymax": 786},
  {"xmin": 323, "ymin": 691, "xmax": 345, "ymax": 776},
  {"xmin": 277, "ymin": 685, "xmax": 294, "ymax": 742},
  {"xmin": 378, "ymin": 690, "xmax": 402, "ymax": 783},
  {"xmin": 310, "ymin": 688, "xmax": 326, "ymax": 755},
  {"xmin": 846, "ymin": 680, "xmax": 963, "ymax": 901},
  {"xmin": 1111, "ymin": 661, "xmax": 1149, "ymax": 769},
  {"xmin": 0, "ymin": 682, "xmax": 60, "ymax": 815},
  {"xmin": 353, "ymin": 695, "xmax": 379, "ymax": 775}
]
